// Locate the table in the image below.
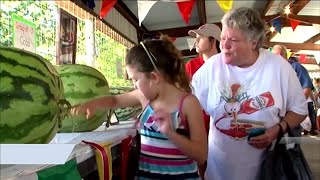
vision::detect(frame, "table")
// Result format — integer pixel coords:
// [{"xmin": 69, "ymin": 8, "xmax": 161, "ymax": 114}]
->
[{"xmin": 0, "ymin": 121, "xmax": 138, "ymax": 180}]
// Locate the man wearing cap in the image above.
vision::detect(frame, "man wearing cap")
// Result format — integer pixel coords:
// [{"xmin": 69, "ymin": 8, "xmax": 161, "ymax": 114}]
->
[{"xmin": 185, "ymin": 23, "xmax": 221, "ymax": 180}]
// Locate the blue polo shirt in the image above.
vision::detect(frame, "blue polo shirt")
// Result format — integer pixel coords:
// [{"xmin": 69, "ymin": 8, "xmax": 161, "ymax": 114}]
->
[{"xmin": 288, "ymin": 57, "xmax": 314, "ymax": 90}]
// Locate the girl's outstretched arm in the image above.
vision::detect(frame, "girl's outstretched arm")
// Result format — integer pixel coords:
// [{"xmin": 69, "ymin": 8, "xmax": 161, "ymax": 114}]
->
[
  {"xmin": 71, "ymin": 89, "xmax": 144, "ymax": 119},
  {"xmin": 161, "ymin": 95, "xmax": 208, "ymax": 164}
]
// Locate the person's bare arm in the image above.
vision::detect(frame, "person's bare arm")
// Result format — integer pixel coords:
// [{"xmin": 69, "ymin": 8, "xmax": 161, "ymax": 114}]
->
[
  {"xmin": 72, "ymin": 89, "xmax": 144, "ymax": 118},
  {"xmin": 303, "ymin": 88, "xmax": 312, "ymax": 99},
  {"xmin": 249, "ymin": 111, "xmax": 306, "ymax": 149},
  {"xmin": 164, "ymin": 95, "xmax": 208, "ymax": 164},
  {"xmin": 279, "ymin": 111, "xmax": 307, "ymax": 132}
]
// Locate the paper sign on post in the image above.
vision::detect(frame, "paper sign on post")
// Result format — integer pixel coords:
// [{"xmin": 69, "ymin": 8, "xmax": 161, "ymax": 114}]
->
[{"xmin": 12, "ymin": 14, "xmax": 36, "ymax": 53}]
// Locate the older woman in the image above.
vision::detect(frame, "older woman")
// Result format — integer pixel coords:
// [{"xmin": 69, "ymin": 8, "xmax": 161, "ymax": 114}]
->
[{"xmin": 192, "ymin": 7, "xmax": 308, "ymax": 180}]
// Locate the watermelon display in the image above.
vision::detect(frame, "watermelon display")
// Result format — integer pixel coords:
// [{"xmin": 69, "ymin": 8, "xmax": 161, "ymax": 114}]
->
[
  {"xmin": 0, "ymin": 46, "xmax": 70, "ymax": 144},
  {"xmin": 109, "ymin": 87, "xmax": 142, "ymax": 121},
  {"xmin": 56, "ymin": 64, "xmax": 112, "ymax": 132}
]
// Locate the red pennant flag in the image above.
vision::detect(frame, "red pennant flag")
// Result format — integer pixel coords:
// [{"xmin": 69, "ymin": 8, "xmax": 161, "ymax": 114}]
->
[
  {"xmin": 100, "ymin": 0, "xmax": 117, "ymax": 19},
  {"xmin": 300, "ymin": 54, "xmax": 306, "ymax": 64},
  {"xmin": 290, "ymin": 19, "xmax": 300, "ymax": 32},
  {"xmin": 176, "ymin": 0, "xmax": 196, "ymax": 24}
]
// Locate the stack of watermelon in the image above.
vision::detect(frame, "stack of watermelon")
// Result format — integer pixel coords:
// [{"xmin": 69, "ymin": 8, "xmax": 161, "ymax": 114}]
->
[
  {"xmin": 109, "ymin": 87, "xmax": 142, "ymax": 122},
  {"xmin": 56, "ymin": 64, "xmax": 112, "ymax": 132},
  {"xmin": 0, "ymin": 46, "xmax": 70, "ymax": 144}
]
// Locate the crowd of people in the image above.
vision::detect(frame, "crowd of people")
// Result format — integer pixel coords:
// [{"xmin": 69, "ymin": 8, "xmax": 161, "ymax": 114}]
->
[{"xmin": 71, "ymin": 7, "xmax": 316, "ymax": 180}]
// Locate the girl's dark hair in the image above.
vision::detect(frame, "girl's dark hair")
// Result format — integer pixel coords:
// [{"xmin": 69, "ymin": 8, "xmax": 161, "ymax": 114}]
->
[{"xmin": 126, "ymin": 35, "xmax": 191, "ymax": 93}]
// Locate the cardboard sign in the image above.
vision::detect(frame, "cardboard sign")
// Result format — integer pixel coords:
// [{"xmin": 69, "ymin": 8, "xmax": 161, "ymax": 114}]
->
[{"xmin": 12, "ymin": 15, "xmax": 36, "ymax": 53}]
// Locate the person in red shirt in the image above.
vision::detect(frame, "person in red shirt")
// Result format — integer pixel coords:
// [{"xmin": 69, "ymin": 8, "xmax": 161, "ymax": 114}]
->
[
  {"xmin": 185, "ymin": 24, "xmax": 221, "ymax": 134},
  {"xmin": 185, "ymin": 24, "xmax": 221, "ymax": 180}
]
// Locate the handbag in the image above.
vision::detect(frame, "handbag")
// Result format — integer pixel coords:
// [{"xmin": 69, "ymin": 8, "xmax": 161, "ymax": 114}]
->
[{"xmin": 260, "ymin": 122, "xmax": 314, "ymax": 180}]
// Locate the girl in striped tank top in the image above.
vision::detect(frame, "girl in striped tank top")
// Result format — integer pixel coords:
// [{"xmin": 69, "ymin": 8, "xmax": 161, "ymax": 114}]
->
[{"xmin": 72, "ymin": 35, "xmax": 208, "ymax": 180}]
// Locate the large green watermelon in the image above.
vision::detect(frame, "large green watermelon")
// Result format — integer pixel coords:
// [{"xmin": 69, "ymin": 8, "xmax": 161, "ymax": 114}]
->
[
  {"xmin": 56, "ymin": 64, "xmax": 112, "ymax": 132},
  {"xmin": 0, "ymin": 46, "xmax": 70, "ymax": 144},
  {"xmin": 110, "ymin": 87, "xmax": 142, "ymax": 121}
]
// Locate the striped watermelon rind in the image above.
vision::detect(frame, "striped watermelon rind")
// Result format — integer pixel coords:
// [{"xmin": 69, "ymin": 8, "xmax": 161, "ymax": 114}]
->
[
  {"xmin": 56, "ymin": 64, "xmax": 112, "ymax": 132},
  {"xmin": 0, "ymin": 46, "xmax": 70, "ymax": 143}
]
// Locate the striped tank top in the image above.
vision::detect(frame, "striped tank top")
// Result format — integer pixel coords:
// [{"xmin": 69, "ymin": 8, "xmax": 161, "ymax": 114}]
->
[{"xmin": 136, "ymin": 95, "xmax": 200, "ymax": 180}]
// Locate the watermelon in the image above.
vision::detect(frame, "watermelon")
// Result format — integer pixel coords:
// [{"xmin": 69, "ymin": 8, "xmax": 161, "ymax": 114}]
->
[
  {"xmin": 109, "ymin": 87, "xmax": 142, "ymax": 121},
  {"xmin": 0, "ymin": 46, "xmax": 70, "ymax": 144},
  {"xmin": 56, "ymin": 64, "xmax": 112, "ymax": 132}
]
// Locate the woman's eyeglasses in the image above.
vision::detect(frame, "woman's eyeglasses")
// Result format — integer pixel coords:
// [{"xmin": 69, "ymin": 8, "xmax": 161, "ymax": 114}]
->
[{"xmin": 140, "ymin": 41, "xmax": 160, "ymax": 74}]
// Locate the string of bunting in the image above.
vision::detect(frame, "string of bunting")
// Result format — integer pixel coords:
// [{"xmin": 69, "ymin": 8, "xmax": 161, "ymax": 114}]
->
[
  {"xmin": 264, "ymin": 15, "xmax": 318, "ymax": 33},
  {"xmin": 96, "ymin": 0, "xmax": 233, "ymax": 25}
]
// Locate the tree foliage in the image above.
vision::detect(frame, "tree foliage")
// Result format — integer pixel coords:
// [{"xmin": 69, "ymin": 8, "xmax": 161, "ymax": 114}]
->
[{"xmin": 0, "ymin": 1, "xmax": 132, "ymax": 87}]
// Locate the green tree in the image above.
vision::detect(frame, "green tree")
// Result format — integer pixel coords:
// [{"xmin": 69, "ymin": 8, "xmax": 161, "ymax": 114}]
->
[
  {"xmin": 0, "ymin": 1, "xmax": 132, "ymax": 87},
  {"xmin": 0, "ymin": 1, "xmax": 57, "ymax": 64}
]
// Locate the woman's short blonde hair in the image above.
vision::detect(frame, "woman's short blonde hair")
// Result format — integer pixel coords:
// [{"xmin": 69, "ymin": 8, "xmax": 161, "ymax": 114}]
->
[{"xmin": 221, "ymin": 7, "xmax": 266, "ymax": 50}]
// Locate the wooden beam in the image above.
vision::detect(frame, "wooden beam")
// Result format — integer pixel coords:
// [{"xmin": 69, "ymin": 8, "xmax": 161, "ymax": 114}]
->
[
  {"xmin": 304, "ymin": 33, "xmax": 320, "ymax": 43},
  {"xmin": 290, "ymin": 0, "xmax": 311, "ymax": 14},
  {"xmin": 273, "ymin": 0, "xmax": 292, "ymax": 15},
  {"xmin": 265, "ymin": 42, "xmax": 320, "ymax": 51},
  {"xmin": 279, "ymin": 17, "xmax": 311, "ymax": 26},
  {"xmin": 150, "ymin": 25, "xmax": 200, "ymax": 37},
  {"xmin": 265, "ymin": 16, "xmax": 311, "ymax": 43},
  {"xmin": 263, "ymin": 14, "xmax": 281, "ymax": 23},
  {"xmin": 113, "ymin": 1, "xmax": 148, "ymax": 33},
  {"xmin": 262, "ymin": 0, "xmax": 275, "ymax": 16},
  {"xmin": 181, "ymin": 49, "xmax": 197, "ymax": 57},
  {"xmin": 197, "ymin": 0, "xmax": 206, "ymax": 25},
  {"xmin": 149, "ymin": 23, "xmax": 222, "ymax": 38},
  {"xmin": 264, "ymin": 15, "xmax": 311, "ymax": 26},
  {"xmin": 266, "ymin": 31, "xmax": 278, "ymax": 43},
  {"xmin": 282, "ymin": 14, "xmax": 320, "ymax": 24},
  {"xmin": 290, "ymin": 33, "xmax": 320, "ymax": 55}
]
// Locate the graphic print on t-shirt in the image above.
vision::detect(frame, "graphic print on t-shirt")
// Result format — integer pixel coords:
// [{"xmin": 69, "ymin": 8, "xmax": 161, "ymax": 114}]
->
[{"xmin": 215, "ymin": 82, "xmax": 275, "ymax": 140}]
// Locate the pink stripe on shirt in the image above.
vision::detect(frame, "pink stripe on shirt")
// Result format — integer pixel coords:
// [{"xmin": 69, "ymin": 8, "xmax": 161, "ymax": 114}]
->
[
  {"xmin": 140, "ymin": 156, "xmax": 193, "ymax": 166},
  {"xmin": 141, "ymin": 144, "xmax": 185, "ymax": 156}
]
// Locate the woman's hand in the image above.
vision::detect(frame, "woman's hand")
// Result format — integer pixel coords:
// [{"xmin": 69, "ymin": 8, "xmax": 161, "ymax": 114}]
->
[
  {"xmin": 152, "ymin": 110, "xmax": 174, "ymax": 135},
  {"xmin": 248, "ymin": 125, "xmax": 280, "ymax": 149}
]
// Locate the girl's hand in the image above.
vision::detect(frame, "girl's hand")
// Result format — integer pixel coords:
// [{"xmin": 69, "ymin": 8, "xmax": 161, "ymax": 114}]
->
[
  {"xmin": 71, "ymin": 99, "xmax": 101, "ymax": 119},
  {"xmin": 248, "ymin": 125, "xmax": 280, "ymax": 149},
  {"xmin": 152, "ymin": 110, "xmax": 173, "ymax": 135}
]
